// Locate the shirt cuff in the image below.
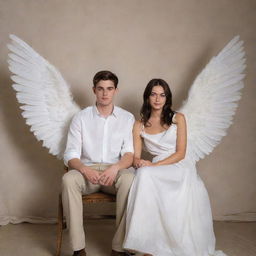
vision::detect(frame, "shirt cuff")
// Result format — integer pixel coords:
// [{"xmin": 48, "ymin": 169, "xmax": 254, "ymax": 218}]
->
[{"xmin": 63, "ymin": 151, "xmax": 81, "ymax": 166}]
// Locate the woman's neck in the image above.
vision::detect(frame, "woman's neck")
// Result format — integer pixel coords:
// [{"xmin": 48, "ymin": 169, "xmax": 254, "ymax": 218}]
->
[{"xmin": 150, "ymin": 109, "xmax": 162, "ymax": 119}]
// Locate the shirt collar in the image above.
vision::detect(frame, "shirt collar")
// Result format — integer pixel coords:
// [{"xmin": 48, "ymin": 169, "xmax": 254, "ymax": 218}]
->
[{"xmin": 93, "ymin": 104, "xmax": 118, "ymax": 118}]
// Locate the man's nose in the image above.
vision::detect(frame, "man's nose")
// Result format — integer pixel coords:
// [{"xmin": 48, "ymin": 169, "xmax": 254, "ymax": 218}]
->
[{"xmin": 103, "ymin": 89, "xmax": 108, "ymax": 96}]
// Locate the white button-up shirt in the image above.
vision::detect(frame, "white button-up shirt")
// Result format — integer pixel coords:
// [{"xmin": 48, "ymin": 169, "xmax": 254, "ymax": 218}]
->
[{"xmin": 64, "ymin": 105, "xmax": 135, "ymax": 166}]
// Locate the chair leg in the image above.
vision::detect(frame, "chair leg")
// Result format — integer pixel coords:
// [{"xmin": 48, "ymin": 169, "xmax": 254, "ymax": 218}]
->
[{"xmin": 56, "ymin": 194, "xmax": 64, "ymax": 256}]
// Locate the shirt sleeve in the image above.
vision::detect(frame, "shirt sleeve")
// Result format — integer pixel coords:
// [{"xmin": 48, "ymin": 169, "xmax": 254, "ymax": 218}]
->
[
  {"xmin": 120, "ymin": 114, "xmax": 135, "ymax": 156},
  {"xmin": 63, "ymin": 113, "xmax": 82, "ymax": 166}
]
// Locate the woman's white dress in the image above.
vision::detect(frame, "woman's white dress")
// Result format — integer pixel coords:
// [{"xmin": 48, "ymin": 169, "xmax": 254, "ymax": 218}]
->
[{"xmin": 123, "ymin": 124, "xmax": 226, "ymax": 256}]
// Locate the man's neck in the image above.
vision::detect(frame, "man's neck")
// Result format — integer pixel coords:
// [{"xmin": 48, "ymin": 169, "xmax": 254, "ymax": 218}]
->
[{"xmin": 96, "ymin": 103, "xmax": 114, "ymax": 118}]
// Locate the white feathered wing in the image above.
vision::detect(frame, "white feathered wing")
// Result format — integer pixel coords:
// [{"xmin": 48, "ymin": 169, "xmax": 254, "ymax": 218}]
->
[
  {"xmin": 179, "ymin": 36, "xmax": 246, "ymax": 162},
  {"xmin": 7, "ymin": 34, "xmax": 81, "ymax": 159}
]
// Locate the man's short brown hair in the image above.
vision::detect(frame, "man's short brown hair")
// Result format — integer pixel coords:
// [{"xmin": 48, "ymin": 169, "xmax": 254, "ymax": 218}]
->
[{"xmin": 93, "ymin": 70, "xmax": 118, "ymax": 88}]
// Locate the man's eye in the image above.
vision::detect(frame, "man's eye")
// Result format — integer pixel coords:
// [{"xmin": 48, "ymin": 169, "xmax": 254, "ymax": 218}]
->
[{"xmin": 161, "ymin": 94, "xmax": 166, "ymax": 97}]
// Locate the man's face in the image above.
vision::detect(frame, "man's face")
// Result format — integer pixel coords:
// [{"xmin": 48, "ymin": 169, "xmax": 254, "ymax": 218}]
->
[{"xmin": 93, "ymin": 80, "xmax": 117, "ymax": 107}]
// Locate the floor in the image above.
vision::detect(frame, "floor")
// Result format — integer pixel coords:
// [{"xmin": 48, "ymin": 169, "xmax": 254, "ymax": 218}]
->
[{"xmin": 0, "ymin": 220, "xmax": 256, "ymax": 256}]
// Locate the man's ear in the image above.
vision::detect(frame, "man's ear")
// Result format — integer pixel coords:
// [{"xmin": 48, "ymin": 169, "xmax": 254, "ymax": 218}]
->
[
  {"xmin": 92, "ymin": 86, "xmax": 96, "ymax": 94},
  {"xmin": 115, "ymin": 88, "xmax": 119, "ymax": 94}
]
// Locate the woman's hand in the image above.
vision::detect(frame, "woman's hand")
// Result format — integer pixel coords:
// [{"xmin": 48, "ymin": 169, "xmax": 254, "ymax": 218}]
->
[
  {"xmin": 134, "ymin": 157, "xmax": 153, "ymax": 168},
  {"xmin": 139, "ymin": 160, "xmax": 153, "ymax": 167},
  {"xmin": 133, "ymin": 157, "xmax": 142, "ymax": 169}
]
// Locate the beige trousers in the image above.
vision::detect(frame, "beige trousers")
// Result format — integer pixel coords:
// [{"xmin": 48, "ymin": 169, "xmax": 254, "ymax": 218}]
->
[{"xmin": 62, "ymin": 164, "xmax": 134, "ymax": 252}]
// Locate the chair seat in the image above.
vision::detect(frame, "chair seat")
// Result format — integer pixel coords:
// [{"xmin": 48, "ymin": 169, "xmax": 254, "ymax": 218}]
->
[{"xmin": 82, "ymin": 192, "xmax": 116, "ymax": 203}]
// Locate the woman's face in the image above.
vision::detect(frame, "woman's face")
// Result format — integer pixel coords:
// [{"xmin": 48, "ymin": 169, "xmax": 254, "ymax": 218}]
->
[{"xmin": 149, "ymin": 85, "xmax": 166, "ymax": 111}]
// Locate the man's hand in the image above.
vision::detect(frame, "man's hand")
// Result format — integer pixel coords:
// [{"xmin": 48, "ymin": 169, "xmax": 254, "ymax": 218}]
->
[
  {"xmin": 68, "ymin": 159, "xmax": 101, "ymax": 184},
  {"xmin": 99, "ymin": 165, "xmax": 119, "ymax": 186},
  {"xmin": 81, "ymin": 166, "xmax": 101, "ymax": 184}
]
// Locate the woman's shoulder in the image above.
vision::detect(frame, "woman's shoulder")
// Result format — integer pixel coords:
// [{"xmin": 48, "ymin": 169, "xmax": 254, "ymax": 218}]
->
[
  {"xmin": 133, "ymin": 120, "xmax": 144, "ymax": 132},
  {"xmin": 134, "ymin": 120, "xmax": 143, "ymax": 128},
  {"xmin": 172, "ymin": 112, "xmax": 185, "ymax": 123}
]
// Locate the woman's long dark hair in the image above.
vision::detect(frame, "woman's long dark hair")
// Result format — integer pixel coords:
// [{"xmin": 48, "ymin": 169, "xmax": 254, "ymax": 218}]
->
[{"xmin": 140, "ymin": 78, "xmax": 176, "ymax": 127}]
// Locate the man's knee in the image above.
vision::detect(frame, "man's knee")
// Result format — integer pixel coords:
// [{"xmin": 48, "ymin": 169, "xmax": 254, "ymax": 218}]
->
[
  {"xmin": 116, "ymin": 170, "xmax": 135, "ymax": 191},
  {"xmin": 62, "ymin": 169, "xmax": 83, "ymax": 188}
]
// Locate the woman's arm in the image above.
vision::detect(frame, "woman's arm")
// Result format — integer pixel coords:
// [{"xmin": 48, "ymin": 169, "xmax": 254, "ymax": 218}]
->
[
  {"xmin": 153, "ymin": 112, "xmax": 187, "ymax": 166},
  {"xmin": 133, "ymin": 121, "xmax": 144, "ymax": 168}
]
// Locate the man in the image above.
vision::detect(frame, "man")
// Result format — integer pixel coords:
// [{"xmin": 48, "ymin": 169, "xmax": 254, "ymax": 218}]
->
[{"xmin": 62, "ymin": 70, "xmax": 135, "ymax": 256}]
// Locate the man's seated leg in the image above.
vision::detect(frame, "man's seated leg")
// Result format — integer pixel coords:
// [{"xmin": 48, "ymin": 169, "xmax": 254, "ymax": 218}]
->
[
  {"xmin": 101, "ymin": 168, "xmax": 135, "ymax": 255},
  {"xmin": 62, "ymin": 169, "xmax": 100, "ymax": 254}
]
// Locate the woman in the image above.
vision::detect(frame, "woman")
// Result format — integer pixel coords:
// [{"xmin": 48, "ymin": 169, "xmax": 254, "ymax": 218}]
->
[{"xmin": 123, "ymin": 79, "xmax": 225, "ymax": 256}]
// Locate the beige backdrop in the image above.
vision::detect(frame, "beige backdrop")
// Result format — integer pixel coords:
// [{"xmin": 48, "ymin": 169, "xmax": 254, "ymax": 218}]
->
[{"xmin": 0, "ymin": 0, "xmax": 255, "ymax": 225}]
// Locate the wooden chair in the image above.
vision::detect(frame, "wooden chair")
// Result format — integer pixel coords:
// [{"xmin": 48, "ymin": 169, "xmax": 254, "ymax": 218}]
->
[{"xmin": 56, "ymin": 167, "xmax": 116, "ymax": 256}]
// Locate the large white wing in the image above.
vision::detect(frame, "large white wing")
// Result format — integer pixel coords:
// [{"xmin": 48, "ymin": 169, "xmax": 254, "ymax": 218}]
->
[
  {"xmin": 179, "ymin": 36, "xmax": 246, "ymax": 162},
  {"xmin": 7, "ymin": 34, "xmax": 81, "ymax": 159}
]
